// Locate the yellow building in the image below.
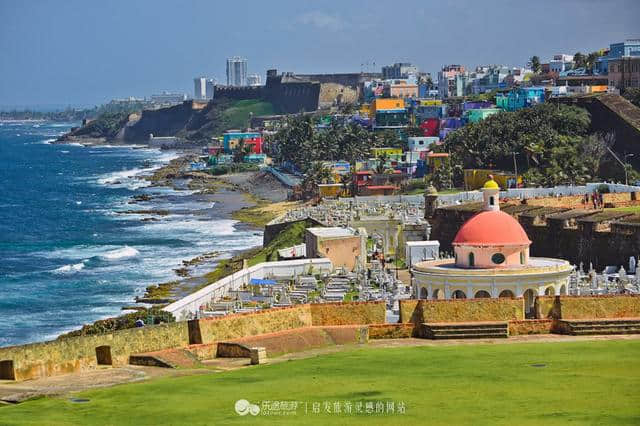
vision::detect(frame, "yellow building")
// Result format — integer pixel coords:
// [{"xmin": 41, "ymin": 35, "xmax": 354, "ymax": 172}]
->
[
  {"xmin": 305, "ymin": 227, "xmax": 366, "ymax": 271},
  {"xmin": 371, "ymin": 147, "xmax": 402, "ymax": 158},
  {"xmin": 463, "ymin": 169, "xmax": 522, "ymax": 190},
  {"xmin": 418, "ymin": 99, "xmax": 442, "ymax": 106},
  {"xmin": 427, "ymin": 152, "xmax": 449, "ymax": 170},
  {"xmin": 359, "ymin": 103, "xmax": 371, "ymax": 118},
  {"xmin": 370, "ymin": 98, "xmax": 405, "ymax": 117},
  {"xmin": 317, "ymin": 183, "xmax": 347, "ymax": 198}
]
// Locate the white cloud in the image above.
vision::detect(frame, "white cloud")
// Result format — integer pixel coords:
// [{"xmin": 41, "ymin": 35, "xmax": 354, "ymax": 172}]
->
[{"xmin": 297, "ymin": 11, "xmax": 346, "ymax": 31}]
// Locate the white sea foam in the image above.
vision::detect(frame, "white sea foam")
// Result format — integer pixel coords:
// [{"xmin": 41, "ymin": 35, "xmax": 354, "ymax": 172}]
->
[
  {"xmin": 99, "ymin": 246, "xmax": 139, "ymax": 261},
  {"xmin": 134, "ymin": 218, "xmax": 239, "ymax": 237},
  {"xmin": 53, "ymin": 261, "xmax": 86, "ymax": 274},
  {"xmin": 61, "ymin": 150, "xmax": 69, "ymax": 154},
  {"xmin": 39, "ymin": 138, "xmax": 55, "ymax": 145}
]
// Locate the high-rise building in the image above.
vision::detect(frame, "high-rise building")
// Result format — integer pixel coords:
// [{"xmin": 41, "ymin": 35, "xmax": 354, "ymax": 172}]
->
[
  {"xmin": 226, "ymin": 57, "xmax": 248, "ymax": 86},
  {"xmin": 194, "ymin": 77, "xmax": 217, "ymax": 100},
  {"xmin": 194, "ymin": 77, "xmax": 207, "ymax": 100},
  {"xmin": 247, "ymin": 73, "xmax": 262, "ymax": 86}
]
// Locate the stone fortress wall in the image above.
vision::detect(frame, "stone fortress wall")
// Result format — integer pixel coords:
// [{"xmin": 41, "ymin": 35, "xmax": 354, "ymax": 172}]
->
[
  {"xmin": 430, "ymin": 191, "xmax": 640, "ymax": 270},
  {"xmin": 0, "ymin": 301, "xmax": 385, "ymax": 381},
  {"xmin": 1, "ymin": 296, "xmax": 639, "ymax": 381}
]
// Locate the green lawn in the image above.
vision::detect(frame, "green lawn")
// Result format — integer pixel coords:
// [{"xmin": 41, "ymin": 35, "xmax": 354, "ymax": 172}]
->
[
  {"xmin": 222, "ymin": 99, "xmax": 274, "ymax": 130},
  {"xmin": 3, "ymin": 340, "xmax": 640, "ymax": 425}
]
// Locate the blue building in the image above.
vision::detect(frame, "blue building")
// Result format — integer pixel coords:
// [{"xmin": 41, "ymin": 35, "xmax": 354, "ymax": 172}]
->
[
  {"xmin": 595, "ymin": 39, "xmax": 640, "ymax": 75},
  {"xmin": 495, "ymin": 87, "xmax": 545, "ymax": 112}
]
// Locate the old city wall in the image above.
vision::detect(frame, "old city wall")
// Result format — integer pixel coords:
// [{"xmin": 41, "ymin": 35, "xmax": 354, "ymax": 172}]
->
[
  {"xmin": 309, "ymin": 301, "xmax": 386, "ymax": 326},
  {"xmin": 399, "ymin": 299, "xmax": 525, "ymax": 324},
  {"xmin": 0, "ymin": 322, "xmax": 189, "ymax": 381},
  {"xmin": 551, "ymin": 95, "xmax": 640, "ymax": 170},
  {"xmin": 536, "ymin": 295, "xmax": 640, "ymax": 320},
  {"xmin": 192, "ymin": 301, "xmax": 385, "ymax": 345},
  {"xmin": 430, "ymin": 202, "xmax": 640, "ymax": 269},
  {"xmin": 221, "ymin": 325, "xmax": 369, "ymax": 357},
  {"xmin": 194, "ymin": 305, "xmax": 313, "ymax": 345}
]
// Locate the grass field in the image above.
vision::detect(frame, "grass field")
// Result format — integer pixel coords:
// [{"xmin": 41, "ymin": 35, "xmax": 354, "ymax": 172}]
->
[
  {"xmin": 2, "ymin": 340, "xmax": 639, "ymax": 425},
  {"xmin": 222, "ymin": 99, "xmax": 274, "ymax": 130}
]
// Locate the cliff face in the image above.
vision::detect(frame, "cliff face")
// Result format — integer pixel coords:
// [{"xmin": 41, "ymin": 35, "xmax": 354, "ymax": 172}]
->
[{"xmin": 61, "ymin": 99, "xmax": 238, "ymax": 144}]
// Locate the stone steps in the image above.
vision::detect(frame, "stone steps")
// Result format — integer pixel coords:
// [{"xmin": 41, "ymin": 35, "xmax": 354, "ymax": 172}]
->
[
  {"xmin": 421, "ymin": 322, "xmax": 509, "ymax": 339},
  {"xmin": 561, "ymin": 318, "xmax": 640, "ymax": 336}
]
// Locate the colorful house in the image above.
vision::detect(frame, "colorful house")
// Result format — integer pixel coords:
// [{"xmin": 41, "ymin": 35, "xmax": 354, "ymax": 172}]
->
[
  {"xmin": 495, "ymin": 87, "xmax": 545, "ymax": 112},
  {"xmin": 317, "ymin": 183, "xmax": 347, "ymax": 198},
  {"xmin": 222, "ymin": 132, "xmax": 263, "ymax": 154},
  {"xmin": 371, "ymin": 147, "xmax": 403, "ymax": 158},
  {"xmin": 464, "ymin": 108, "xmax": 502, "ymax": 123},
  {"xmin": 426, "ymin": 152, "xmax": 449, "ymax": 171},
  {"xmin": 463, "ymin": 169, "xmax": 522, "ymax": 190},
  {"xmin": 408, "ymin": 136, "xmax": 439, "ymax": 152},
  {"xmin": 371, "ymin": 98, "xmax": 407, "ymax": 129}
]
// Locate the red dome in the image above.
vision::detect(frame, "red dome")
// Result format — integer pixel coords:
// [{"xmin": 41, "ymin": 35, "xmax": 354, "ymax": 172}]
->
[{"xmin": 453, "ymin": 211, "xmax": 531, "ymax": 246}]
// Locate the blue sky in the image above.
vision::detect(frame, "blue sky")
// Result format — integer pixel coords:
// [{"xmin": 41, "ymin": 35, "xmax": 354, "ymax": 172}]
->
[{"xmin": 1, "ymin": 0, "xmax": 638, "ymax": 107}]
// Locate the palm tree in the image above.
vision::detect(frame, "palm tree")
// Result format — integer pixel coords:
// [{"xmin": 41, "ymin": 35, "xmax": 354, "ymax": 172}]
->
[
  {"xmin": 339, "ymin": 172, "xmax": 353, "ymax": 197},
  {"xmin": 233, "ymin": 137, "xmax": 247, "ymax": 163}
]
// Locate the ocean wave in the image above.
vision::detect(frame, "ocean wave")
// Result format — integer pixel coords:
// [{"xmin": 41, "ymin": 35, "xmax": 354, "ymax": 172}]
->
[
  {"xmin": 134, "ymin": 218, "xmax": 239, "ymax": 237},
  {"xmin": 38, "ymin": 138, "xmax": 55, "ymax": 145},
  {"xmin": 53, "ymin": 261, "xmax": 86, "ymax": 274},
  {"xmin": 99, "ymin": 246, "xmax": 139, "ymax": 261},
  {"xmin": 96, "ymin": 168, "xmax": 153, "ymax": 190}
]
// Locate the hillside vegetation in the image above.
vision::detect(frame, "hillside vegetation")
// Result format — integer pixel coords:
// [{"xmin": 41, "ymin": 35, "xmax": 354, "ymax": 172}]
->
[{"xmin": 436, "ymin": 103, "xmax": 637, "ymax": 186}]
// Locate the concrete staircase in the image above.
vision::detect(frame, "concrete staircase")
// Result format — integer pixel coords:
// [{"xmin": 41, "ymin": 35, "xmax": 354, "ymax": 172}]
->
[
  {"xmin": 421, "ymin": 321, "xmax": 509, "ymax": 339},
  {"xmin": 559, "ymin": 318, "xmax": 640, "ymax": 336}
]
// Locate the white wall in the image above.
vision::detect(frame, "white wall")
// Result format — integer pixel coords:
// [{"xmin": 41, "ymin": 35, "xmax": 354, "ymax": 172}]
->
[{"xmin": 163, "ymin": 258, "xmax": 333, "ymax": 321}]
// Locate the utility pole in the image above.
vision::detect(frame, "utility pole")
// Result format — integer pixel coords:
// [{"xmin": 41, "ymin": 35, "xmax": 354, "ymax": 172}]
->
[
  {"xmin": 512, "ymin": 152, "xmax": 519, "ymax": 188},
  {"xmin": 606, "ymin": 146, "xmax": 633, "ymax": 185}
]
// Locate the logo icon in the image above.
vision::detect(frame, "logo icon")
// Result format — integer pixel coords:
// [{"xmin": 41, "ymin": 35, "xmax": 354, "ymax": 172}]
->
[{"xmin": 235, "ymin": 399, "xmax": 260, "ymax": 416}]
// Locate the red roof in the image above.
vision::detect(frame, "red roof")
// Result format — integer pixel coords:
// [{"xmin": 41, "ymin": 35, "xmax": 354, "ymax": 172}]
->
[{"xmin": 453, "ymin": 211, "xmax": 531, "ymax": 246}]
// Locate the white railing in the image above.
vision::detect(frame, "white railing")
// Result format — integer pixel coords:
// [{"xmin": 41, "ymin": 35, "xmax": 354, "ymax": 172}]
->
[{"xmin": 163, "ymin": 258, "xmax": 333, "ymax": 321}]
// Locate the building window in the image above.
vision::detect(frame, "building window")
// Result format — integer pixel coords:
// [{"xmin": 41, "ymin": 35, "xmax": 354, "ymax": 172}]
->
[
  {"xmin": 468, "ymin": 252, "xmax": 475, "ymax": 267},
  {"xmin": 520, "ymin": 251, "xmax": 525, "ymax": 265},
  {"xmin": 489, "ymin": 196, "xmax": 495, "ymax": 206},
  {"xmin": 491, "ymin": 253, "xmax": 506, "ymax": 264}
]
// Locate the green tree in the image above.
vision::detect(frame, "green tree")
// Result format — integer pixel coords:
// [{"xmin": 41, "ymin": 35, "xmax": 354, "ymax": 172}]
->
[
  {"xmin": 622, "ymin": 87, "xmax": 640, "ymax": 108},
  {"xmin": 232, "ymin": 137, "xmax": 252, "ymax": 163},
  {"xmin": 530, "ymin": 56, "xmax": 541, "ymax": 74},
  {"xmin": 573, "ymin": 52, "xmax": 586, "ymax": 69}
]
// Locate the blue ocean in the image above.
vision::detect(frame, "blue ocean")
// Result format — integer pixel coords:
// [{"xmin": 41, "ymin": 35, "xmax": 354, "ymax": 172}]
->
[{"xmin": 0, "ymin": 121, "xmax": 261, "ymax": 346}]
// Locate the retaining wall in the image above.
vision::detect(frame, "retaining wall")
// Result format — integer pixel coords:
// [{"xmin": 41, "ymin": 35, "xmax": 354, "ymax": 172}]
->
[
  {"xmin": 536, "ymin": 295, "xmax": 640, "ymax": 320},
  {"xmin": 399, "ymin": 298, "xmax": 524, "ymax": 324},
  {"xmin": 223, "ymin": 325, "xmax": 368, "ymax": 357},
  {"xmin": 0, "ymin": 322, "xmax": 189, "ymax": 381},
  {"xmin": 309, "ymin": 301, "xmax": 386, "ymax": 326}
]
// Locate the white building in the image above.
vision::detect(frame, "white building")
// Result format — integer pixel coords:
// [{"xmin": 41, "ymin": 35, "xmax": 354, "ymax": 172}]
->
[
  {"xmin": 150, "ymin": 91, "xmax": 187, "ymax": 105},
  {"xmin": 194, "ymin": 77, "xmax": 217, "ymax": 100},
  {"xmin": 408, "ymin": 136, "xmax": 439, "ymax": 152},
  {"xmin": 226, "ymin": 56, "xmax": 248, "ymax": 87},
  {"xmin": 247, "ymin": 73, "xmax": 262, "ymax": 86},
  {"xmin": 549, "ymin": 54, "xmax": 575, "ymax": 73},
  {"xmin": 194, "ymin": 77, "xmax": 207, "ymax": 100}
]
